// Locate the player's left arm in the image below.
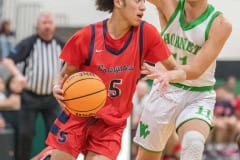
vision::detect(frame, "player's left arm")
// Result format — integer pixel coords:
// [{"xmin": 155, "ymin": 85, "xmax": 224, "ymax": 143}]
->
[
  {"xmin": 142, "ymin": 56, "xmax": 186, "ymax": 82},
  {"xmin": 142, "ymin": 56, "xmax": 186, "ymax": 95},
  {"xmin": 182, "ymin": 15, "xmax": 232, "ymax": 80}
]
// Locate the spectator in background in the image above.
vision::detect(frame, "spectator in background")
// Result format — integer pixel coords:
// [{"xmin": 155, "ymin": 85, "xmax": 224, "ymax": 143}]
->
[
  {"xmin": 0, "ymin": 75, "xmax": 22, "ymax": 159},
  {"xmin": 213, "ymin": 85, "xmax": 236, "ymax": 144},
  {"xmin": 207, "ymin": 84, "xmax": 240, "ymax": 158},
  {"xmin": 225, "ymin": 76, "xmax": 237, "ymax": 94},
  {"xmin": 0, "ymin": 20, "xmax": 16, "ymax": 80},
  {"xmin": 0, "ymin": 76, "xmax": 6, "ymax": 128},
  {"xmin": 0, "ymin": 20, "xmax": 15, "ymax": 58},
  {"xmin": 5, "ymin": 11, "xmax": 64, "ymax": 160},
  {"xmin": 0, "ymin": 75, "xmax": 21, "ymax": 110}
]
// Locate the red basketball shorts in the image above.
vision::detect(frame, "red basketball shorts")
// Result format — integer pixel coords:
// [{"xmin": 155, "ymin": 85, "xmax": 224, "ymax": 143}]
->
[{"xmin": 46, "ymin": 110, "xmax": 126, "ymax": 160}]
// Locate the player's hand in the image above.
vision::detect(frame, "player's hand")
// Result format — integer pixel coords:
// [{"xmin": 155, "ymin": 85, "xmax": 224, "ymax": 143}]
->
[
  {"xmin": 154, "ymin": 72, "xmax": 170, "ymax": 96},
  {"xmin": 141, "ymin": 63, "xmax": 167, "ymax": 80},
  {"xmin": 53, "ymin": 74, "xmax": 68, "ymax": 108},
  {"xmin": 141, "ymin": 63, "xmax": 169, "ymax": 96},
  {"xmin": 141, "ymin": 63, "xmax": 155, "ymax": 76}
]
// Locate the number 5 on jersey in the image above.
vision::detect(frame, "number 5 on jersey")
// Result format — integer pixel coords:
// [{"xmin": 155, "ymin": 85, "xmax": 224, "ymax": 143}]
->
[{"xmin": 109, "ymin": 79, "xmax": 122, "ymax": 97}]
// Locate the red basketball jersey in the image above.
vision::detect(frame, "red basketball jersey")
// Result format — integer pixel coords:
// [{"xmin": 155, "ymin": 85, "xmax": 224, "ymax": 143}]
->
[{"xmin": 60, "ymin": 20, "xmax": 170, "ymax": 125}]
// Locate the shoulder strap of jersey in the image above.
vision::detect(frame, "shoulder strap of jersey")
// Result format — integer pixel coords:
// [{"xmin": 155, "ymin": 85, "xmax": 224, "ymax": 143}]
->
[
  {"xmin": 85, "ymin": 21, "xmax": 144, "ymax": 67},
  {"xmin": 139, "ymin": 21, "xmax": 145, "ymax": 68},
  {"xmin": 84, "ymin": 24, "xmax": 96, "ymax": 66},
  {"xmin": 161, "ymin": 0, "xmax": 182, "ymax": 35},
  {"xmin": 205, "ymin": 11, "xmax": 221, "ymax": 40}
]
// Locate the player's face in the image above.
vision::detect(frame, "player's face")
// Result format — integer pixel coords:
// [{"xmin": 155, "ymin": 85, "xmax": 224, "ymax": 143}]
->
[
  {"xmin": 120, "ymin": 0, "xmax": 146, "ymax": 26},
  {"xmin": 37, "ymin": 15, "xmax": 55, "ymax": 39}
]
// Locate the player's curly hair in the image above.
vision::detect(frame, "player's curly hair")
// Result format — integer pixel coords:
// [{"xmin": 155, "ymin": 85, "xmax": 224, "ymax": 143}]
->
[{"xmin": 95, "ymin": 0, "xmax": 114, "ymax": 13}]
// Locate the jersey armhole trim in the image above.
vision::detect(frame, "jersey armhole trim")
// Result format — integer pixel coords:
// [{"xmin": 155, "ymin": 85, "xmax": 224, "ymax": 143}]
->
[
  {"xmin": 180, "ymin": 4, "xmax": 215, "ymax": 31},
  {"xmin": 139, "ymin": 21, "xmax": 145, "ymax": 67},
  {"xmin": 205, "ymin": 11, "xmax": 221, "ymax": 41},
  {"xmin": 85, "ymin": 24, "xmax": 96, "ymax": 66},
  {"xmin": 161, "ymin": 0, "xmax": 182, "ymax": 35}
]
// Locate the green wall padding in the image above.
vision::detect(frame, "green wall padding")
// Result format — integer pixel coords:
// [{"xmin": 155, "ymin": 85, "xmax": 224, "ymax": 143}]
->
[{"xmin": 31, "ymin": 113, "xmax": 46, "ymax": 157}]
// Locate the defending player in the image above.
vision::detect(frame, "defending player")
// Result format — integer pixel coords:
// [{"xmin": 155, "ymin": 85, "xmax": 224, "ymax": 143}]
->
[
  {"xmin": 134, "ymin": 0, "xmax": 232, "ymax": 160},
  {"xmin": 45, "ymin": 0, "xmax": 187, "ymax": 160}
]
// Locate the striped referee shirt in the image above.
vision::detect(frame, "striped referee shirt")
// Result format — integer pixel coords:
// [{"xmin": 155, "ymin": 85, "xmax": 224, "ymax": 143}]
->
[{"xmin": 9, "ymin": 35, "xmax": 64, "ymax": 95}]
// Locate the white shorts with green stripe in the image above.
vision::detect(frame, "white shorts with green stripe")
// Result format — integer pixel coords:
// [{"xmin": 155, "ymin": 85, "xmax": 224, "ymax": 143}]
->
[{"xmin": 133, "ymin": 82, "xmax": 216, "ymax": 152}]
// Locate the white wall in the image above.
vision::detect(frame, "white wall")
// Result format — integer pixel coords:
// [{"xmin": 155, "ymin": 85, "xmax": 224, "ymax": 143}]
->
[
  {"xmin": 209, "ymin": 0, "xmax": 240, "ymax": 60},
  {"xmin": 17, "ymin": 0, "xmax": 160, "ymax": 27},
  {"xmin": 18, "ymin": 0, "xmax": 109, "ymax": 26},
  {"xmin": 17, "ymin": 0, "xmax": 240, "ymax": 60}
]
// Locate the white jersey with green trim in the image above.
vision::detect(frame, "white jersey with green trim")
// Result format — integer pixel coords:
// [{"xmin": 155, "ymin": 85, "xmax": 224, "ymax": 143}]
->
[{"xmin": 160, "ymin": 0, "xmax": 221, "ymax": 88}]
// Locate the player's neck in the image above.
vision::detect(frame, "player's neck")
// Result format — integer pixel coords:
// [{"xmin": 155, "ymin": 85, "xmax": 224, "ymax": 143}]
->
[
  {"xmin": 184, "ymin": 1, "xmax": 208, "ymax": 23},
  {"xmin": 107, "ymin": 14, "xmax": 132, "ymax": 40}
]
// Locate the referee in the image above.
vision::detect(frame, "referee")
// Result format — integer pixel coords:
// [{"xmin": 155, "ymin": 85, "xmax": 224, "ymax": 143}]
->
[{"xmin": 5, "ymin": 12, "xmax": 64, "ymax": 160}]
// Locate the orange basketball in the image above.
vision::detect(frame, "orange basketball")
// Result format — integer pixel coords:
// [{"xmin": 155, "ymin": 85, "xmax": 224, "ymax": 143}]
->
[{"xmin": 62, "ymin": 72, "xmax": 107, "ymax": 117}]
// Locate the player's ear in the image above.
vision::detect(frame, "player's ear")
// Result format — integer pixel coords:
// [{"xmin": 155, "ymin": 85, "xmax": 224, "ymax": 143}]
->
[{"xmin": 114, "ymin": 0, "xmax": 124, "ymax": 8}]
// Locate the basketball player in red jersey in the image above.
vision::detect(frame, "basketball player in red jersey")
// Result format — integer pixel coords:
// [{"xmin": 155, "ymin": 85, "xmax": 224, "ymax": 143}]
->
[{"xmin": 45, "ymin": 0, "xmax": 186, "ymax": 160}]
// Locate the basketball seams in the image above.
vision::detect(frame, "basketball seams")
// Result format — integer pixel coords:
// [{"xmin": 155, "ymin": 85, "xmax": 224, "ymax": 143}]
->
[
  {"xmin": 62, "ymin": 72, "xmax": 107, "ymax": 117},
  {"xmin": 66, "ymin": 97, "xmax": 106, "ymax": 113},
  {"xmin": 63, "ymin": 88, "xmax": 106, "ymax": 101},
  {"xmin": 63, "ymin": 77, "xmax": 103, "ymax": 95}
]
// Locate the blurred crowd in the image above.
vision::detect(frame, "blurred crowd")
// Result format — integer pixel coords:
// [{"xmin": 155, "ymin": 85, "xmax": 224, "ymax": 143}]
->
[
  {"xmin": 0, "ymin": 19, "xmax": 19, "ymax": 129},
  {"xmin": 0, "ymin": 13, "xmax": 63, "ymax": 160},
  {"xmin": 205, "ymin": 76, "xmax": 240, "ymax": 160},
  {"xmin": 0, "ymin": 19, "xmax": 22, "ymax": 160}
]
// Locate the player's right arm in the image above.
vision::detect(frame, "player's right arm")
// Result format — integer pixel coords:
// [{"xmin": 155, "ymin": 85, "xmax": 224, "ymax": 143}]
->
[
  {"xmin": 147, "ymin": 0, "xmax": 177, "ymax": 28},
  {"xmin": 53, "ymin": 63, "xmax": 79, "ymax": 108},
  {"xmin": 53, "ymin": 26, "xmax": 92, "ymax": 108}
]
